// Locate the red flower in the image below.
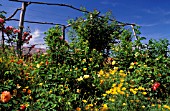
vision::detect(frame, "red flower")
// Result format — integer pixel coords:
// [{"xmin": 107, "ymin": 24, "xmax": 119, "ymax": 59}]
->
[
  {"xmin": 20, "ymin": 104, "xmax": 26, "ymax": 110},
  {"xmin": 152, "ymin": 82, "xmax": 160, "ymax": 91},
  {"xmin": 0, "ymin": 91, "xmax": 12, "ymax": 103},
  {"xmin": 23, "ymin": 32, "xmax": 29, "ymax": 37},
  {"xmin": 45, "ymin": 60, "xmax": 49, "ymax": 65},
  {"xmin": 0, "ymin": 18, "xmax": 5, "ymax": 24},
  {"xmin": 13, "ymin": 29, "xmax": 20, "ymax": 34},
  {"xmin": 6, "ymin": 26, "xmax": 13, "ymax": 31}
]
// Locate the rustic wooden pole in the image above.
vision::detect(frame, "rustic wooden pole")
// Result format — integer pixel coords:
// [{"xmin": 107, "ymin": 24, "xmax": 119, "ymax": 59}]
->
[
  {"xmin": 131, "ymin": 25, "xmax": 137, "ymax": 40},
  {"xmin": 62, "ymin": 25, "xmax": 66, "ymax": 40},
  {"xmin": 17, "ymin": 2, "xmax": 28, "ymax": 56},
  {"xmin": 1, "ymin": 26, "xmax": 5, "ymax": 52}
]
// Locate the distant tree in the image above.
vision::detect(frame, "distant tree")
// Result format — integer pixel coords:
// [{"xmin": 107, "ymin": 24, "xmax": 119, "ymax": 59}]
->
[{"xmin": 68, "ymin": 10, "xmax": 123, "ymax": 56}]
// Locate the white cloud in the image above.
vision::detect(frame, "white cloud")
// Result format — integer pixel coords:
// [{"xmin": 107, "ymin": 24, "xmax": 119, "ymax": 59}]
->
[
  {"xmin": 23, "ymin": 29, "xmax": 47, "ymax": 48},
  {"xmin": 140, "ymin": 23, "xmax": 158, "ymax": 27},
  {"xmin": 100, "ymin": 1, "xmax": 118, "ymax": 7},
  {"xmin": 31, "ymin": 29, "xmax": 41, "ymax": 38},
  {"xmin": 143, "ymin": 8, "xmax": 170, "ymax": 15},
  {"xmin": 143, "ymin": 9, "xmax": 157, "ymax": 14}
]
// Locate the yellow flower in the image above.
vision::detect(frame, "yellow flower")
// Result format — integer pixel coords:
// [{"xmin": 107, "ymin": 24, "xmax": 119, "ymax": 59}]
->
[
  {"xmin": 25, "ymin": 103, "xmax": 30, "ymax": 107},
  {"xmin": 122, "ymin": 103, "xmax": 126, "ymax": 106},
  {"xmin": 111, "ymin": 61, "xmax": 116, "ymax": 65},
  {"xmin": 135, "ymin": 52, "xmax": 140, "ymax": 57},
  {"xmin": 109, "ymin": 98, "xmax": 115, "ymax": 102},
  {"xmin": 16, "ymin": 84, "xmax": 21, "ymax": 89},
  {"xmin": 133, "ymin": 91, "xmax": 137, "ymax": 94},
  {"xmin": 0, "ymin": 58, "xmax": 2, "ymax": 62},
  {"xmin": 119, "ymin": 70, "xmax": 124, "ymax": 73},
  {"xmin": 83, "ymin": 75, "xmax": 89, "ymax": 79},
  {"xmin": 36, "ymin": 64, "xmax": 40, "ymax": 68},
  {"xmin": 77, "ymin": 89, "xmax": 81, "ymax": 93},
  {"xmin": 151, "ymin": 104, "xmax": 155, "ymax": 107},
  {"xmin": 142, "ymin": 92, "xmax": 147, "ymax": 95},
  {"xmin": 99, "ymin": 70, "xmax": 104, "ymax": 75},
  {"xmin": 102, "ymin": 94, "xmax": 107, "ymax": 97},
  {"xmin": 89, "ymin": 58, "xmax": 93, "ymax": 62},
  {"xmin": 106, "ymin": 90, "xmax": 111, "ymax": 94},
  {"xmin": 138, "ymin": 86, "xmax": 145, "ymax": 90},
  {"xmin": 130, "ymin": 100, "xmax": 133, "ymax": 103},
  {"xmin": 77, "ymin": 76, "xmax": 83, "ymax": 81},
  {"xmin": 130, "ymin": 62, "xmax": 135, "ymax": 66},
  {"xmin": 25, "ymin": 86, "xmax": 29, "ymax": 89},
  {"xmin": 114, "ymin": 67, "xmax": 119, "ymax": 71},
  {"xmin": 134, "ymin": 88, "xmax": 138, "ymax": 91},
  {"xmin": 100, "ymin": 80, "xmax": 104, "ymax": 85},
  {"xmin": 120, "ymin": 79, "xmax": 124, "ymax": 83},
  {"xmin": 75, "ymin": 67, "xmax": 78, "ymax": 70},
  {"xmin": 101, "ymin": 104, "xmax": 108, "ymax": 110},
  {"xmin": 102, "ymin": 104, "xmax": 108, "ymax": 108},
  {"xmin": 136, "ymin": 100, "xmax": 140, "ymax": 102},
  {"xmin": 38, "ymin": 83, "xmax": 43, "ymax": 86},
  {"xmin": 105, "ymin": 73, "xmax": 109, "ymax": 78},
  {"xmin": 82, "ymin": 59, "xmax": 86, "ymax": 62},
  {"xmin": 82, "ymin": 100, "xmax": 87, "ymax": 103},
  {"xmin": 163, "ymin": 105, "xmax": 170, "ymax": 110},
  {"xmin": 142, "ymin": 105, "xmax": 145, "ymax": 108},
  {"xmin": 122, "ymin": 87, "xmax": 126, "ymax": 91},
  {"xmin": 88, "ymin": 104, "xmax": 93, "ymax": 107},
  {"xmin": 83, "ymin": 68, "xmax": 87, "ymax": 71},
  {"xmin": 144, "ymin": 64, "xmax": 147, "ymax": 67},
  {"xmin": 129, "ymin": 66, "xmax": 133, "ymax": 69},
  {"xmin": 29, "ymin": 96, "xmax": 32, "ymax": 100},
  {"xmin": 158, "ymin": 104, "xmax": 161, "ymax": 109},
  {"xmin": 49, "ymin": 90, "xmax": 52, "ymax": 94},
  {"xmin": 119, "ymin": 91, "xmax": 125, "ymax": 95},
  {"xmin": 112, "ymin": 83, "xmax": 117, "ymax": 87},
  {"xmin": 118, "ymin": 83, "xmax": 123, "ymax": 88},
  {"xmin": 109, "ymin": 69, "xmax": 116, "ymax": 75},
  {"xmin": 130, "ymin": 88, "xmax": 137, "ymax": 94}
]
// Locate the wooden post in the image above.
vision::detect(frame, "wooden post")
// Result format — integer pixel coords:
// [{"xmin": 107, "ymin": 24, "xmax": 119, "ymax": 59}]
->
[
  {"xmin": 131, "ymin": 25, "xmax": 137, "ymax": 40},
  {"xmin": 62, "ymin": 25, "xmax": 66, "ymax": 40},
  {"xmin": 17, "ymin": 2, "xmax": 28, "ymax": 56},
  {"xmin": 1, "ymin": 26, "xmax": 5, "ymax": 52}
]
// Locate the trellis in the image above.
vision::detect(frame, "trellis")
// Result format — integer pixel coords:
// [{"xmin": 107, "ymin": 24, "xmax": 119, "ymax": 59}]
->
[{"xmin": 1, "ymin": 0, "xmax": 138, "ymax": 55}]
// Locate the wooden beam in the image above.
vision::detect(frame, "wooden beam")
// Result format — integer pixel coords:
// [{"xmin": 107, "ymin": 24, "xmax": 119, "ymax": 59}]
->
[{"xmin": 17, "ymin": 2, "xmax": 28, "ymax": 56}]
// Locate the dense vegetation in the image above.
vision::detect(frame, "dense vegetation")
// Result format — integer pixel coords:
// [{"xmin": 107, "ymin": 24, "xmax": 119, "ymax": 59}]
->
[{"xmin": 0, "ymin": 9, "xmax": 170, "ymax": 111}]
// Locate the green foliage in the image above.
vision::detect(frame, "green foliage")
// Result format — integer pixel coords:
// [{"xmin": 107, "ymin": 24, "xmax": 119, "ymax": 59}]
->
[
  {"xmin": 68, "ymin": 10, "xmax": 122, "ymax": 55},
  {"xmin": 0, "ymin": 9, "xmax": 170, "ymax": 111}
]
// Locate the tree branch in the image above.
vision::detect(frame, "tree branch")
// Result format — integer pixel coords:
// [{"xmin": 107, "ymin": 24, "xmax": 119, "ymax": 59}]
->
[{"xmin": 5, "ymin": 8, "xmax": 21, "ymax": 20}]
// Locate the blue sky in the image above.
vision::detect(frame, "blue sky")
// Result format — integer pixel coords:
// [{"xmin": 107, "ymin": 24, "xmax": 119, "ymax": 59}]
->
[{"xmin": 1, "ymin": 0, "xmax": 170, "ymax": 48}]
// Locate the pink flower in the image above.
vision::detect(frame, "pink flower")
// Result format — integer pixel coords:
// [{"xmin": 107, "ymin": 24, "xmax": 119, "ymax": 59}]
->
[
  {"xmin": 152, "ymin": 82, "xmax": 160, "ymax": 91},
  {"xmin": 59, "ymin": 36, "xmax": 63, "ymax": 40},
  {"xmin": 13, "ymin": 29, "xmax": 20, "ymax": 34},
  {"xmin": 0, "ymin": 18, "xmax": 4, "ymax": 24},
  {"xmin": 23, "ymin": 32, "xmax": 29, "ymax": 36},
  {"xmin": 6, "ymin": 26, "xmax": 13, "ymax": 30}
]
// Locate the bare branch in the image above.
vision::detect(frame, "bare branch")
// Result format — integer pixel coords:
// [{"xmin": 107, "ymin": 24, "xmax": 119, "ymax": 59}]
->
[
  {"xmin": 5, "ymin": 8, "xmax": 21, "ymax": 20},
  {"xmin": 6, "ymin": 18, "xmax": 66, "ymax": 26},
  {"xmin": 9, "ymin": 0, "xmax": 137, "ymax": 26}
]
